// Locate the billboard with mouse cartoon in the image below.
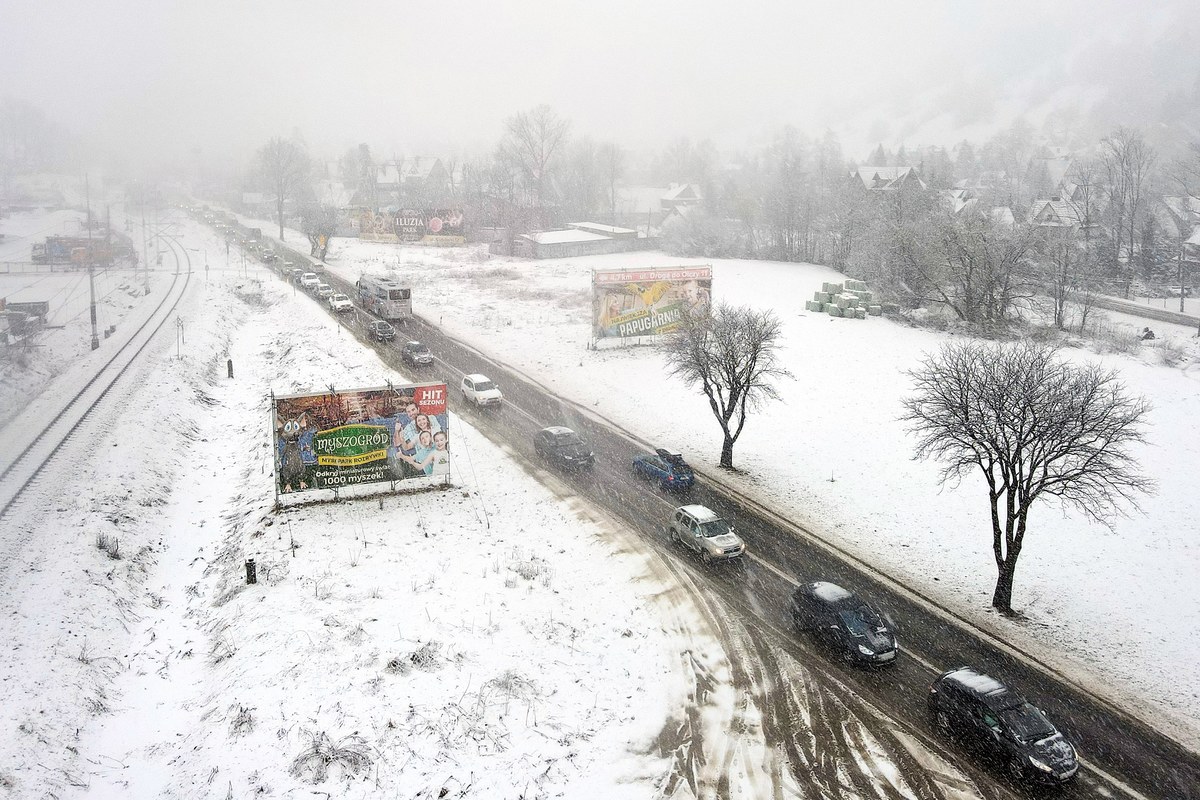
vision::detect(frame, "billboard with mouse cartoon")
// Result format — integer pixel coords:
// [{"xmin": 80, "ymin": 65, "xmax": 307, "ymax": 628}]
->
[{"xmin": 272, "ymin": 382, "xmax": 449, "ymax": 495}]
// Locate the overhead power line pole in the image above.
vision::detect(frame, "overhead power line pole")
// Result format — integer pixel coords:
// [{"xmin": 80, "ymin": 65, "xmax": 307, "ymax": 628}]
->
[{"xmin": 86, "ymin": 174, "xmax": 99, "ymax": 350}]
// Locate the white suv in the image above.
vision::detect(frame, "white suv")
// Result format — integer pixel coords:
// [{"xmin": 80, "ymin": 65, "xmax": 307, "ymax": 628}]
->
[
  {"xmin": 328, "ymin": 293, "xmax": 353, "ymax": 313},
  {"xmin": 669, "ymin": 505, "xmax": 745, "ymax": 563},
  {"xmin": 460, "ymin": 373, "xmax": 503, "ymax": 408},
  {"xmin": 300, "ymin": 272, "xmax": 320, "ymax": 290}
]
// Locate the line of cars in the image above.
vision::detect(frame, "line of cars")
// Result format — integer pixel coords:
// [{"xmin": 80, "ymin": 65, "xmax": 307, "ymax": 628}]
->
[
  {"xmin": 293, "ymin": 269, "xmax": 353, "ymax": 313},
  {"xmin": 629, "ymin": 447, "xmax": 1077, "ymax": 786}
]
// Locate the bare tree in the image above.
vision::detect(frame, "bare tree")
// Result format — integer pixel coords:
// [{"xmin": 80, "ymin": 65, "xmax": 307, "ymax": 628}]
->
[
  {"xmin": 662, "ymin": 304, "xmax": 792, "ymax": 468},
  {"xmin": 1061, "ymin": 158, "xmax": 1103, "ymax": 331},
  {"xmin": 598, "ymin": 141, "xmax": 624, "ymax": 226},
  {"xmin": 560, "ymin": 137, "xmax": 604, "ymax": 221},
  {"xmin": 1100, "ymin": 128, "xmax": 1156, "ymax": 297},
  {"xmin": 1174, "ymin": 139, "xmax": 1200, "ymax": 204},
  {"xmin": 257, "ymin": 137, "xmax": 310, "ymax": 241},
  {"xmin": 500, "ymin": 105, "xmax": 570, "ymax": 226},
  {"xmin": 902, "ymin": 341, "xmax": 1154, "ymax": 612},
  {"xmin": 888, "ymin": 208, "xmax": 1042, "ymax": 324}
]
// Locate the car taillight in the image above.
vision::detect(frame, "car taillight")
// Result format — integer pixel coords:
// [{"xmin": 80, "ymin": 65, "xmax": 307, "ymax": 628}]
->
[{"xmin": 667, "ymin": 476, "xmax": 674, "ymax": 482}]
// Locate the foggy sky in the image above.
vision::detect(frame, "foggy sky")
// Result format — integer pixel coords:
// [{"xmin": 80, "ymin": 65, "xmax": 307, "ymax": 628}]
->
[{"xmin": 4, "ymin": 0, "xmax": 1199, "ymax": 169}]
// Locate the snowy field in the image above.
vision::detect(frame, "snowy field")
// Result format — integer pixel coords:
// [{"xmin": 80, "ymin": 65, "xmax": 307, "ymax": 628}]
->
[
  {"xmin": 1, "ymin": 208, "xmax": 999, "ymax": 798},
  {"xmin": 293, "ymin": 227, "xmax": 1200, "ymax": 747},
  {"xmin": 0, "ymin": 212, "xmax": 694, "ymax": 796},
  {"xmin": 3, "ymin": 203, "xmax": 1198, "ymax": 796}
]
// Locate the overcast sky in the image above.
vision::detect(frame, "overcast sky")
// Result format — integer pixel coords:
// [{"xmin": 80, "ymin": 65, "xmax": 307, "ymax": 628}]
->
[{"xmin": 4, "ymin": 0, "xmax": 1199, "ymax": 169}]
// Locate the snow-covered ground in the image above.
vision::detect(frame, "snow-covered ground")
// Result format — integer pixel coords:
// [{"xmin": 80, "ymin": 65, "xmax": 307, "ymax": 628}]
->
[
  {"xmin": 3, "ymin": 202, "xmax": 1198, "ymax": 796},
  {"xmin": 293, "ymin": 227, "xmax": 1200, "ymax": 747},
  {"xmin": 1, "ymin": 208, "xmax": 1006, "ymax": 799},
  {"xmin": 0, "ymin": 212, "xmax": 689, "ymax": 796}
]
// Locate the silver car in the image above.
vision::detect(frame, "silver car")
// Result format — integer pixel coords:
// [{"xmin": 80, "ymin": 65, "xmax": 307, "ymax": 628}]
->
[{"xmin": 669, "ymin": 504, "xmax": 745, "ymax": 562}]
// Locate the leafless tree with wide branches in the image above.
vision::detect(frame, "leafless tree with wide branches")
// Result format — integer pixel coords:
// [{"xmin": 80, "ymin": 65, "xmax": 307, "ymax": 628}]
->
[
  {"xmin": 500, "ymin": 105, "xmax": 570, "ymax": 227},
  {"xmin": 1100, "ymin": 127, "xmax": 1156, "ymax": 298},
  {"xmin": 257, "ymin": 137, "xmax": 310, "ymax": 241},
  {"xmin": 662, "ymin": 304, "xmax": 792, "ymax": 469},
  {"xmin": 902, "ymin": 340, "xmax": 1154, "ymax": 612}
]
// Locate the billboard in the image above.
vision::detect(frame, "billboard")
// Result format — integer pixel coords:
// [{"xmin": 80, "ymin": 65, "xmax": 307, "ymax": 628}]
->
[
  {"xmin": 591, "ymin": 266, "xmax": 713, "ymax": 339},
  {"xmin": 358, "ymin": 209, "xmax": 465, "ymax": 245},
  {"xmin": 272, "ymin": 382, "xmax": 449, "ymax": 495}
]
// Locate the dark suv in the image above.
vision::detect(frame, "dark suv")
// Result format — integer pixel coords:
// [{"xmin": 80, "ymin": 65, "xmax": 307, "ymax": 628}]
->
[
  {"xmin": 367, "ymin": 320, "xmax": 396, "ymax": 342},
  {"xmin": 790, "ymin": 582, "xmax": 897, "ymax": 665},
  {"xmin": 927, "ymin": 667, "xmax": 1078, "ymax": 784},
  {"xmin": 401, "ymin": 340, "xmax": 434, "ymax": 367},
  {"xmin": 632, "ymin": 448, "xmax": 695, "ymax": 491},
  {"xmin": 533, "ymin": 426, "xmax": 595, "ymax": 470}
]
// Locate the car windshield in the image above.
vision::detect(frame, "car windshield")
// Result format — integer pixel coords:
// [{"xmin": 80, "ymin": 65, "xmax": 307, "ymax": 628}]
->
[
  {"xmin": 474, "ymin": 381, "xmax": 495, "ymax": 392},
  {"xmin": 409, "ymin": 344, "xmax": 429, "ymax": 354},
  {"xmin": 1000, "ymin": 705, "xmax": 1057, "ymax": 743},
  {"xmin": 836, "ymin": 606, "xmax": 884, "ymax": 637},
  {"xmin": 553, "ymin": 432, "xmax": 582, "ymax": 446},
  {"xmin": 698, "ymin": 519, "xmax": 731, "ymax": 537}
]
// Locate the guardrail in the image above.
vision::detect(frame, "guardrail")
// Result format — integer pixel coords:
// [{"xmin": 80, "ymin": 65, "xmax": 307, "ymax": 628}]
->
[{"xmin": 1091, "ymin": 294, "xmax": 1200, "ymax": 329}]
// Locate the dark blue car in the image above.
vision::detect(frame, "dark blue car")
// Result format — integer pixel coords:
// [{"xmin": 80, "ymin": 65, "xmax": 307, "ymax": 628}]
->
[{"xmin": 631, "ymin": 448, "xmax": 695, "ymax": 491}]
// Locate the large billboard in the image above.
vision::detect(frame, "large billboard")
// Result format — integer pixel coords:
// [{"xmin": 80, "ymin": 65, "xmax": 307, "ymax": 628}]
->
[
  {"xmin": 272, "ymin": 382, "xmax": 449, "ymax": 495},
  {"xmin": 592, "ymin": 266, "xmax": 713, "ymax": 339},
  {"xmin": 358, "ymin": 209, "xmax": 465, "ymax": 245}
]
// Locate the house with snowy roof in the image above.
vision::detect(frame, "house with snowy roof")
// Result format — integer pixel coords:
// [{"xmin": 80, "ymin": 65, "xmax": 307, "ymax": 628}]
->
[
  {"xmin": 375, "ymin": 158, "xmax": 451, "ymax": 208},
  {"xmin": 661, "ymin": 183, "xmax": 703, "ymax": 211},
  {"xmin": 850, "ymin": 165, "xmax": 927, "ymax": 192},
  {"xmin": 509, "ymin": 223, "xmax": 650, "ymax": 259}
]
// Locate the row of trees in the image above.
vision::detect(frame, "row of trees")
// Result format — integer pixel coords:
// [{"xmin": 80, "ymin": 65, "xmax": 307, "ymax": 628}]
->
[
  {"xmin": 668, "ymin": 302, "xmax": 1152, "ymax": 612},
  {"xmin": 251, "ymin": 108, "xmax": 1200, "ymax": 328}
]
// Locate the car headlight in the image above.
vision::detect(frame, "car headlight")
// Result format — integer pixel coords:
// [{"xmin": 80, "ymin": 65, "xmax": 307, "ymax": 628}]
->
[
  {"xmin": 857, "ymin": 644, "xmax": 874, "ymax": 656},
  {"xmin": 1028, "ymin": 756, "xmax": 1054, "ymax": 773}
]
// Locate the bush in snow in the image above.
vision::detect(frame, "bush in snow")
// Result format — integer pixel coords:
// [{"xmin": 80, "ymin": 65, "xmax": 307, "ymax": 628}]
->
[{"xmin": 289, "ymin": 730, "xmax": 372, "ymax": 783}]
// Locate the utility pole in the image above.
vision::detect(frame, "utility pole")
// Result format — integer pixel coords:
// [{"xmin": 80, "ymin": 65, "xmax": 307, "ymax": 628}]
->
[
  {"xmin": 86, "ymin": 174, "xmax": 99, "ymax": 350},
  {"xmin": 141, "ymin": 187, "xmax": 150, "ymax": 295}
]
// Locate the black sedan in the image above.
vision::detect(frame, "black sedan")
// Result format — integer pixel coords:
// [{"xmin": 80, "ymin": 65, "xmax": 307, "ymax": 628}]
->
[
  {"xmin": 631, "ymin": 448, "xmax": 695, "ymax": 491},
  {"xmin": 533, "ymin": 426, "xmax": 595, "ymax": 470},
  {"xmin": 790, "ymin": 581, "xmax": 898, "ymax": 665}
]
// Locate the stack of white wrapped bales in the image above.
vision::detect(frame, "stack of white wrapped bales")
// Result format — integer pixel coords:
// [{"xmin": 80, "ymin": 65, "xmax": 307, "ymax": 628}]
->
[{"xmin": 804, "ymin": 279, "xmax": 882, "ymax": 319}]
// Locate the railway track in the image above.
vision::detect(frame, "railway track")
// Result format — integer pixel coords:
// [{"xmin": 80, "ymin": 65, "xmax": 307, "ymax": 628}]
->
[{"xmin": 0, "ymin": 230, "xmax": 193, "ymax": 527}]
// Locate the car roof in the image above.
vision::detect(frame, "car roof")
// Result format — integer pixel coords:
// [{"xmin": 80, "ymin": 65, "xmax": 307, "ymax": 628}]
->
[
  {"xmin": 404, "ymin": 340, "xmax": 426, "ymax": 347},
  {"xmin": 465, "ymin": 373, "xmax": 490, "ymax": 382},
  {"xmin": 807, "ymin": 581, "xmax": 854, "ymax": 604},
  {"xmin": 370, "ymin": 320, "xmax": 392, "ymax": 327},
  {"xmin": 941, "ymin": 667, "xmax": 1024, "ymax": 709},
  {"xmin": 541, "ymin": 425, "xmax": 575, "ymax": 436},
  {"xmin": 677, "ymin": 504, "xmax": 719, "ymax": 522}
]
